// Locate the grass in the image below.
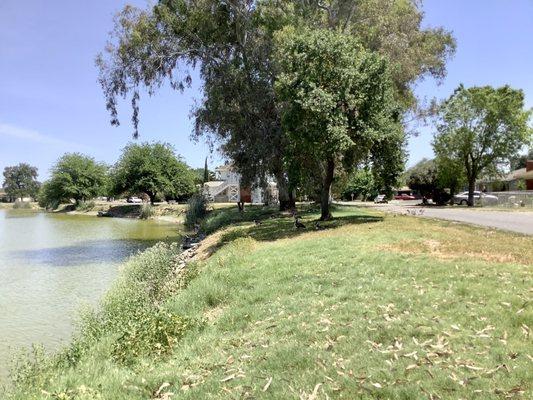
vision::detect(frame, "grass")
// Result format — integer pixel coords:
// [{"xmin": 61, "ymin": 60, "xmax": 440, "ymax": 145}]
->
[{"xmin": 4, "ymin": 205, "xmax": 532, "ymax": 399}]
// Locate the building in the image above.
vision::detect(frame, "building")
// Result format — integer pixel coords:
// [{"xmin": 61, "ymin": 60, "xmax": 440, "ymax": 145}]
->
[
  {"xmin": 479, "ymin": 160, "xmax": 533, "ymax": 191},
  {"xmin": 203, "ymin": 164, "xmax": 278, "ymax": 204}
]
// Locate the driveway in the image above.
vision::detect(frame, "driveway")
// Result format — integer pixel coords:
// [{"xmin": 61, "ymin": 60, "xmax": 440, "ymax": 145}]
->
[{"xmin": 339, "ymin": 201, "xmax": 533, "ymax": 235}]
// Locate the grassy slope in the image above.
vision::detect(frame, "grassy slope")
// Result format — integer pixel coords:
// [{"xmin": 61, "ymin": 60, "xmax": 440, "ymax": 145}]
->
[{"xmin": 6, "ymin": 205, "xmax": 532, "ymax": 399}]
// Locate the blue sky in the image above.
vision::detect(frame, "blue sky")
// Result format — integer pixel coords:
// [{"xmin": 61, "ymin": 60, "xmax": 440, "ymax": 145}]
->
[{"xmin": 1, "ymin": 0, "xmax": 532, "ymax": 180}]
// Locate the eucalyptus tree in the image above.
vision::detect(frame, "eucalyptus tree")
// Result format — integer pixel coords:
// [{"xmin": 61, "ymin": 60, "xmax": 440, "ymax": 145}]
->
[
  {"xmin": 97, "ymin": 0, "xmax": 455, "ymax": 212},
  {"xmin": 433, "ymin": 85, "xmax": 532, "ymax": 206}
]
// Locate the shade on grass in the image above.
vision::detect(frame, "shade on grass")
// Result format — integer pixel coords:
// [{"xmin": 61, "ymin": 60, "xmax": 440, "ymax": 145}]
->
[{"xmin": 5, "ymin": 205, "xmax": 532, "ymax": 399}]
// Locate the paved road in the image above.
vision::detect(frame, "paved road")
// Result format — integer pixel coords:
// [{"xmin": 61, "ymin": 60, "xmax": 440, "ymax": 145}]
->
[{"xmin": 339, "ymin": 201, "xmax": 533, "ymax": 235}]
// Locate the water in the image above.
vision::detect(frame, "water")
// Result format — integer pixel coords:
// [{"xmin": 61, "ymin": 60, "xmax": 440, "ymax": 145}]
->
[{"xmin": 0, "ymin": 209, "xmax": 179, "ymax": 381}]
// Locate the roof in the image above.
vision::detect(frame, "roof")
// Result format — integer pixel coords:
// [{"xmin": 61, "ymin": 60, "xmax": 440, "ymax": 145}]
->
[
  {"xmin": 501, "ymin": 168, "xmax": 533, "ymax": 182},
  {"xmin": 204, "ymin": 181, "xmax": 225, "ymax": 188}
]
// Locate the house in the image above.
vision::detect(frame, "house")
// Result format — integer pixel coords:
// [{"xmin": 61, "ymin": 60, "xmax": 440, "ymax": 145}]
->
[
  {"xmin": 203, "ymin": 164, "xmax": 278, "ymax": 204},
  {"xmin": 478, "ymin": 160, "xmax": 533, "ymax": 191}
]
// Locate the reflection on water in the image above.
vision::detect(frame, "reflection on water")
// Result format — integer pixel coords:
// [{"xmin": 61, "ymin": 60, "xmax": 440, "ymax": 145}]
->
[{"xmin": 0, "ymin": 209, "xmax": 179, "ymax": 381}]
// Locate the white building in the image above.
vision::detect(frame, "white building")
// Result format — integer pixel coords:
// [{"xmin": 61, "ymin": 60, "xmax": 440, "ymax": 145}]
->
[{"xmin": 203, "ymin": 164, "xmax": 278, "ymax": 204}]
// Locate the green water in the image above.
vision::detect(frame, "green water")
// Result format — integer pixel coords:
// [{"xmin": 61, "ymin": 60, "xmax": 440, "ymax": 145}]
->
[{"xmin": 0, "ymin": 209, "xmax": 179, "ymax": 381}]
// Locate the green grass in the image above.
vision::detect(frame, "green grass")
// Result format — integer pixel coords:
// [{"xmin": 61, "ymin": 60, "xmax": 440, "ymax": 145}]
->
[{"xmin": 4, "ymin": 205, "xmax": 532, "ymax": 399}]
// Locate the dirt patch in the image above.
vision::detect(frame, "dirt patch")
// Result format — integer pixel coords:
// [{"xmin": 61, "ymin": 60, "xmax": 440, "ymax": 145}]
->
[
  {"xmin": 204, "ymin": 305, "xmax": 226, "ymax": 323},
  {"xmin": 378, "ymin": 239, "xmax": 528, "ymax": 265}
]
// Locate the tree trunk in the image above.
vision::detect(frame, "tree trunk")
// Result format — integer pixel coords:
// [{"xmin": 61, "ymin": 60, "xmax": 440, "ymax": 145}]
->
[
  {"xmin": 320, "ymin": 158, "xmax": 335, "ymax": 221},
  {"xmin": 275, "ymin": 171, "xmax": 295, "ymax": 211},
  {"xmin": 147, "ymin": 191, "xmax": 155, "ymax": 205},
  {"xmin": 467, "ymin": 178, "xmax": 475, "ymax": 207}
]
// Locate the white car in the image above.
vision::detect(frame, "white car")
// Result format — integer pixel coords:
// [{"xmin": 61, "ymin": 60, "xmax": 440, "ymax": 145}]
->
[
  {"xmin": 374, "ymin": 194, "xmax": 388, "ymax": 204},
  {"xmin": 453, "ymin": 191, "xmax": 498, "ymax": 205},
  {"xmin": 127, "ymin": 196, "xmax": 143, "ymax": 204}
]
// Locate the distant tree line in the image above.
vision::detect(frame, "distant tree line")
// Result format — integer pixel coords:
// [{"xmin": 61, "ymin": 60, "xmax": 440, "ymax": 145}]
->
[{"xmin": 31, "ymin": 142, "xmax": 198, "ymax": 210}]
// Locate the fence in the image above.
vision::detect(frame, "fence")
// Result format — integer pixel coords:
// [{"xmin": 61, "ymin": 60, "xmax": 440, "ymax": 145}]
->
[{"xmin": 486, "ymin": 191, "xmax": 533, "ymax": 208}]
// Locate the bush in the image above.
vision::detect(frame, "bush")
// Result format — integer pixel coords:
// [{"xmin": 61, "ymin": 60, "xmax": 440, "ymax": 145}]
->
[
  {"xmin": 13, "ymin": 200, "xmax": 31, "ymax": 209},
  {"xmin": 75, "ymin": 200, "xmax": 95, "ymax": 211},
  {"xmin": 139, "ymin": 203, "xmax": 154, "ymax": 219},
  {"xmin": 112, "ymin": 309, "xmax": 188, "ymax": 364},
  {"xmin": 184, "ymin": 194, "xmax": 208, "ymax": 229},
  {"xmin": 10, "ymin": 243, "xmax": 189, "ymax": 387}
]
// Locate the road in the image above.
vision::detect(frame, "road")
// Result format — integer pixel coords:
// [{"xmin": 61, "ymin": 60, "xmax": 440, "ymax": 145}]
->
[{"xmin": 340, "ymin": 201, "xmax": 533, "ymax": 235}]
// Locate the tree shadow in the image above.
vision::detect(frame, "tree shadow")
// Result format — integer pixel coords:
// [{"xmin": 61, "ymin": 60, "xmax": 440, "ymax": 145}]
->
[{"xmin": 202, "ymin": 206, "xmax": 383, "ymax": 256}]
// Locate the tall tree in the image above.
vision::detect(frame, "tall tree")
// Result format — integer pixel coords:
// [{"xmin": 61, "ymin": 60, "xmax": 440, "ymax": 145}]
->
[
  {"xmin": 406, "ymin": 158, "xmax": 437, "ymax": 196},
  {"xmin": 433, "ymin": 85, "xmax": 532, "ymax": 206},
  {"xmin": 111, "ymin": 142, "xmax": 195, "ymax": 204},
  {"xmin": 97, "ymin": 0, "xmax": 455, "ymax": 212},
  {"xmin": 509, "ymin": 148, "xmax": 533, "ymax": 170},
  {"xmin": 38, "ymin": 153, "xmax": 107, "ymax": 209},
  {"xmin": 203, "ymin": 157, "xmax": 209, "ymax": 184},
  {"xmin": 275, "ymin": 28, "xmax": 403, "ymax": 219},
  {"xmin": 2, "ymin": 163, "xmax": 40, "ymax": 201}
]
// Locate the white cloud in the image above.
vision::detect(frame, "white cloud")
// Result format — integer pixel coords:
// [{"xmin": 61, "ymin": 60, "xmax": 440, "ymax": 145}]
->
[{"xmin": 0, "ymin": 123, "xmax": 86, "ymax": 149}]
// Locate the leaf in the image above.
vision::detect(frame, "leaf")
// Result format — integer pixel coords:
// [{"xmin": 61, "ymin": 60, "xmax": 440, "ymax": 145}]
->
[
  {"xmin": 263, "ymin": 377, "xmax": 273, "ymax": 392},
  {"xmin": 155, "ymin": 383, "xmax": 171, "ymax": 397},
  {"xmin": 220, "ymin": 374, "xmax": 235, "ymax": 382},
  {"xmin": 371, "ymin": 382, "xmax": 382, "ymax": 389}
]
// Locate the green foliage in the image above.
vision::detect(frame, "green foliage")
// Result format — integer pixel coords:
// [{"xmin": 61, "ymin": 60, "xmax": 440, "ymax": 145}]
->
[
  {"xmin": 97, "ymin": 0, "xmax": 454, "ymax": 213},
  {"xmin": 75, "ymin": 200, "xmax": 95, "ymax": 212},
  {"xmin": 112, "ymin": 309, "xmax": 188, "ymax": 364},
  {"xmin": 9, "ymin": 243, "xmax": 189, "ymax": 390},
  {"xmin": 434, "ymin": 85, "xmax": 532, "ymax": 205},
  {"xmin": 2, "ymin": 163, "xmax": 40, "ymax": 201},
  {"xmin": 406, "ymin": 158, "xmax": 438, "ymax": 195},
  {"xmin": 139, "ymin": 203, "xmax": 154, "ymax": 219},
  {"xmin": 184, "ymin": 194, "xmax": 208, "ymax": 229},
  {"xmin": 191, "ymin": 167, "xmax": 214, "ymax": 185},
  {"xmin": 339, "ymin": 169, "xmax": 379, "ymax": 201},
  {"xmin": 509, "ymin": 148, "xmax": 533, "ymax": 170},
  {"xmin": 275, "ymin": 27, "xmax": 404, "ymax": 218},
  {"xmin": 111, "ymin": 142, "xmax": 195, "ymax": 203},
  {"xmin": 38, "ymin": 153, "xmax": 107, "ymax": 209}
]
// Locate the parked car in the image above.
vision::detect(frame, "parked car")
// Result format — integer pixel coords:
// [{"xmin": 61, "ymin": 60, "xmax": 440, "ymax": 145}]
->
[
  {"xmin": 453, "ymin": 191, "xmax": 498, "ymax": 205},
  {"xmin": 374, "ymin": 194, "xmax": 388, "ymax": 203},
  {"xmin": 127, "ymin": 196, "xmax": 143, "ymax": 204},
  {"xmin": 394, "ymin": 193, "xmax": 416, "ymax": 200}
]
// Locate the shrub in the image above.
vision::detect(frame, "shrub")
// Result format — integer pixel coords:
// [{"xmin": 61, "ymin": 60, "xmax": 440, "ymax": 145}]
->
[
  {"xmin": 13, "ymin": 200, "xmax": 31, "ymax": 209},
  {"xmin": 184, "ymin": 194, "xmax": 208, "ymax": 229},
  {"xmin": 139, "ymin": 203, "xmax": 154, "ymax": 219},
  {"xmin": 75, "ymin": 200, "xmax": 95, "ymax": 211},
  {"xmin": 112, "ymin": 309, "xmax": 188, "ymax": 364}
]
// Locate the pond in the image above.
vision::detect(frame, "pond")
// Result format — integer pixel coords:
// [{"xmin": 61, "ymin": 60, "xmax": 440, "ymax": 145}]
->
[{"xmin": 0, "ymin": 209, "xmax": 180, "ymax": 382}]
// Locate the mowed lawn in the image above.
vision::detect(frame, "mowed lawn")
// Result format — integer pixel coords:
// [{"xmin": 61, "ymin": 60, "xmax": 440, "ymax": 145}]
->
[{"xmin": 8, "ymin": 206, "xmax": 532, "ymax": 399}]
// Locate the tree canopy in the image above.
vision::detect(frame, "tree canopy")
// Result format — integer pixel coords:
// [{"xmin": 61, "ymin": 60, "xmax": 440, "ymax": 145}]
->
[
  {"xmin": 111, "ymin": 142, "xmax": 196, "ymax": 203},
  {"xmin": 275, "ymin": 27, "xmax": 403, "ymax": 219},
  {"xmin": 2, "ymin": 163, "xmax": 40, "ymax": 201},
  {"xmin": 433, "ymin": 85, "xmax": 532, "ymax": 206},
  {"xmin": 97, "ymin": 0, "xmax": 455, "ymax": 215},
  {"xmin": 38, "ymin": 153, "xmax": 108, "ymax": 209}
]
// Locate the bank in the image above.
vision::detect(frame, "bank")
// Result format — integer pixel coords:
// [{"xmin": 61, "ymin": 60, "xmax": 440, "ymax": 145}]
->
[{"xmin": 4, "ymin": 205, "xmax": 532, "ymax": 399}]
